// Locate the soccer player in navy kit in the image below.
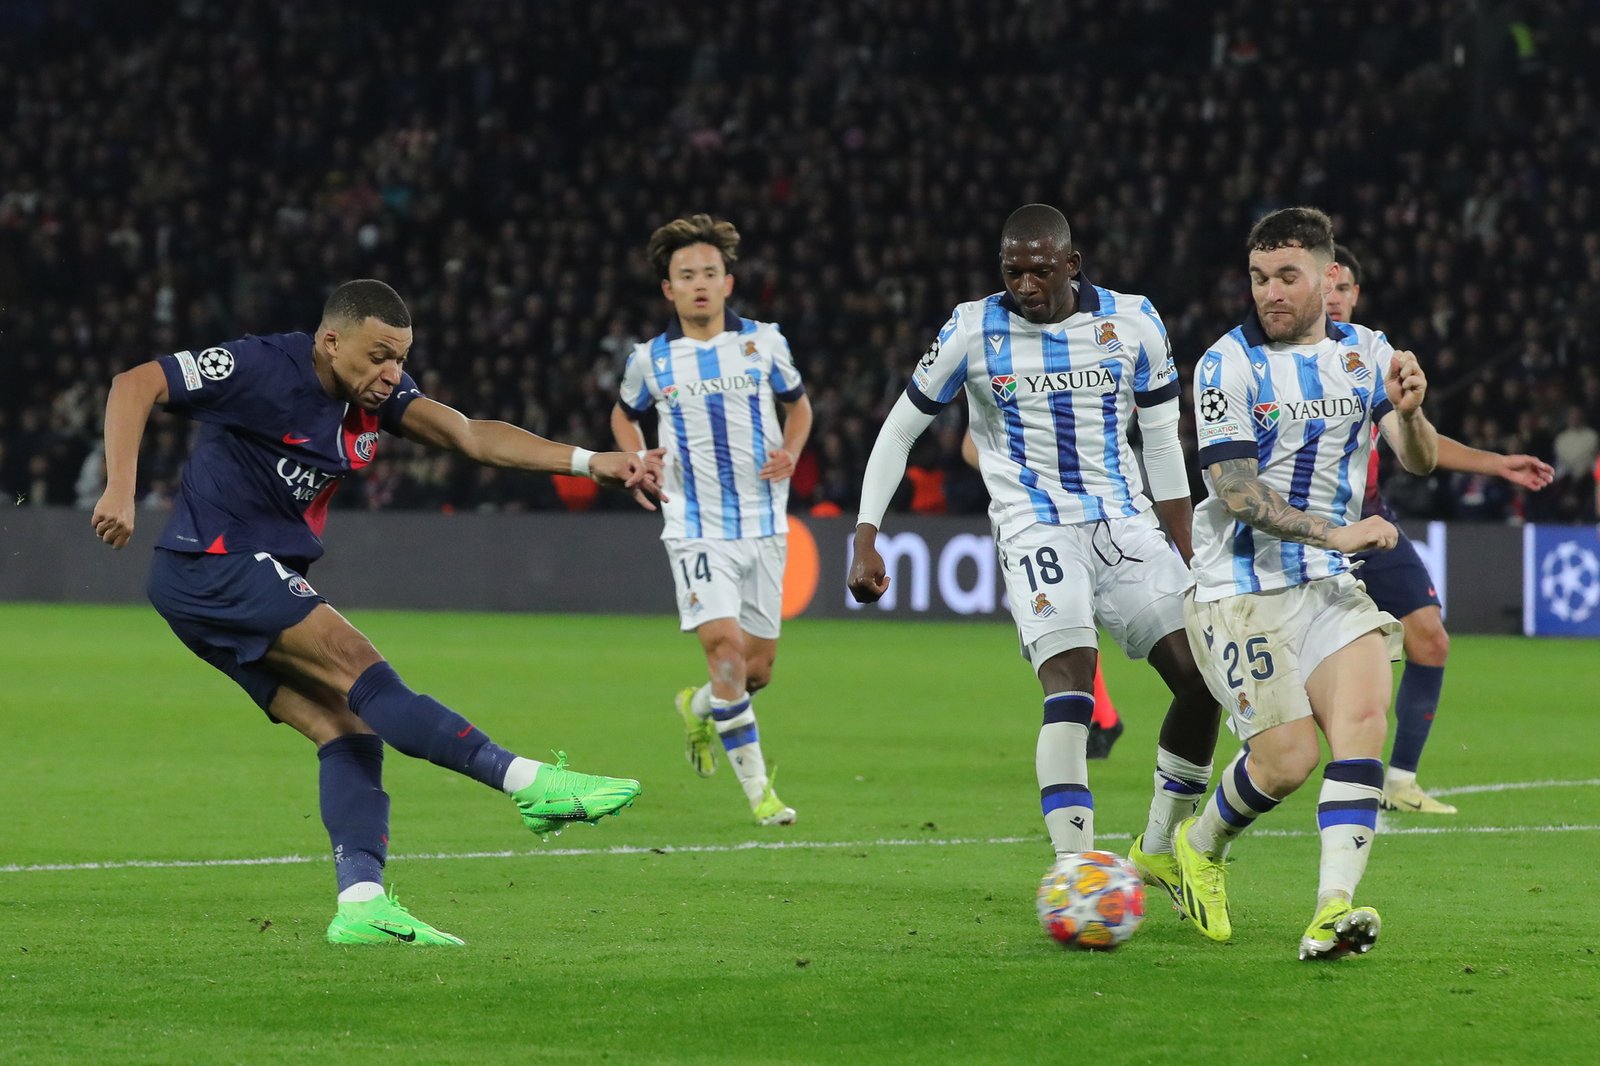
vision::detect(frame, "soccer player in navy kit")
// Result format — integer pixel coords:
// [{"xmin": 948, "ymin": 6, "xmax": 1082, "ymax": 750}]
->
[
  {"xmin": 91, "ymin": 280, "xmax": 661, "ymax": 946},
  {"xmin": 1327, "ymin": 246, "xmax": 1552, "ymax": 813}
]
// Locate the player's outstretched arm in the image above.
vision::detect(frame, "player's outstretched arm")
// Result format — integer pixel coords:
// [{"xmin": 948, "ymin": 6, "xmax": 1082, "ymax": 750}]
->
[
  {"xmin": 1432, "ymin": 434, "xmax": 1554, "ymax": 490},
  {"xmin": 1209, "ymin": 457, "xmax": 1397, "ymax": 555},
  {"xmin": 1379, "ymin": 350, "xmax": 1438, "ymax": 474},
  {"xmin": 400, "ymin": 397, "xmax": 665, "ymax": 510},
  {"xmin": 92, "ymin": 360, "xmax": 169, "ymax": 549}
]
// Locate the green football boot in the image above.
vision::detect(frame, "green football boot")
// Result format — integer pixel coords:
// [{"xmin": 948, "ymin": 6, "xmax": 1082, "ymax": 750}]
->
[
  {"xmin": 512, "ymin": 751, "xmax": 641, "ymax": 837},
  {"xmin": 1129, "ymin": 832, "xmax": 1182, "ymax": 913},
  {"xmin": 1299, "ymin": 898, "xmax": 1382, "ymax": 961},
  {"xmin": 752, "ymin": 769, "xmax": 796, "ymax": 826},
  {"xmin": 326, "ymin": 887, "xmax": 465, "ymax": 946},
  {"xmin": 1173, "ymin": 816, "xmax": 1232, "ymax": 943},
  {"xmin": 675, "ymin": 686, "xmax": 718, "ymax": 777}
]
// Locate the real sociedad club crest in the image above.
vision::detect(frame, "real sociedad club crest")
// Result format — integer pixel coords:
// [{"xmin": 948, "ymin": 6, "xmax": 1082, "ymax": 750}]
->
[
  {"xmin": 1253, "ymin": 402, "xmax": 1281, "ymax": 431},
  {"xmin": 1094, "ymin": 322, "xmax": 1123, "ymax": 352},
  {"xmin": 743, "ymin": 340, "xmax": 760, "ymax": 361},
  {"xmin": 1344, "ymin": 351, "xmax": 1370, "ymax": 380},
  {"xmin": 991, "ymin": 375, "xmax": 1018, "ymax": 403},
  {"xmin": 1031, "ymin": 593, "xmax": 1056, "ymax": 618}
]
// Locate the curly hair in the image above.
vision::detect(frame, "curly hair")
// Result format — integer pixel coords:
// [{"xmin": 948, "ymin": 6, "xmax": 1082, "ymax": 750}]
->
[{"xmin": 646, "ymin": 214, "xmax": 740, "ymax": 279}]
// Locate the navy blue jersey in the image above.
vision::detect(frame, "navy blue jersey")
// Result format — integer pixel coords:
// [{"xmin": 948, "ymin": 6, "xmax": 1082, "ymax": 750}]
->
[
  {"xmin": 154, "ymin": 332, "xmax": 422, "ymax": 562},
  {"xmin": 1359, "ymin": 425, "xmax": 1399, "ymax": 521}
]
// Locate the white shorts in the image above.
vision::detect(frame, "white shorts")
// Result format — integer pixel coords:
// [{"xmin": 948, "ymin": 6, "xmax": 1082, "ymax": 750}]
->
[
  {"xmin": 997, "ymin": 511, "xmax": 1192, "ymax": 674},
  {"xmin": 665, "ymin": 536, "xmax": 786, "ymax": 639},
  {"xmin": 1184, "ymin": 573, "xmax": 1403, "ymax": 740}
]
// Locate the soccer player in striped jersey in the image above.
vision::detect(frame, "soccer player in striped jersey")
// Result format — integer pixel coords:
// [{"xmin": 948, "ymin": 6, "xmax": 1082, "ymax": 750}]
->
[
  {"xmin": 1328, "ymin": 245, "xmax": 1552, "ymax": 814},
  {"xmin": 960, "ymin": 432, "xmax": 1126, "ymax": 758},
  {"xmin": 1178, "ymin": 207, "xmax": 1438, "ymax": 960},
  {"xmin": 613, "ymin": 215, "xmax": 813, "ymax": 826},
  {"xmin": 849, "ymin": 204, "xmax": 1221, "ymax": 893}
]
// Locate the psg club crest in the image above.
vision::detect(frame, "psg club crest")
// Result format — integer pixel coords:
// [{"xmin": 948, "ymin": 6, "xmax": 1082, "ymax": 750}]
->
[
  {"xmin": 991, "ymin": 375, "xmax": 1018, "ymax": 403},
  {"xmin": 288, "ymin": 575, "xmax": 317, "ymax": 598},
  {"xmin": 1253, "ymin": 402, "xmax": 1281, "ymax": 431},
  {"xmin": 1094, "ymin": 322, "xmax": 1123, "ymax": 352},
  {"xmin": 353, "ymin": 432, "xmax": 379, "ymax": 463},
  {"xmin": 1343, "ymin": 351, "xmax": 1370, "ymax": 380}
]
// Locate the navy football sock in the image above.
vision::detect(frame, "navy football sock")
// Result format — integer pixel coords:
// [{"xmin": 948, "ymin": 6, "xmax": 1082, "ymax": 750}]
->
[
  {"xmin": 347, "ymin": 661, "xmax": 517, "ymax": 789},
  {"xmin": 1389, "ymin": 663, "xmax": 1444, "ymax": 773},
  {"xmin": 318, "ymin": 733, "xmax": 389, "ymax": 893}
]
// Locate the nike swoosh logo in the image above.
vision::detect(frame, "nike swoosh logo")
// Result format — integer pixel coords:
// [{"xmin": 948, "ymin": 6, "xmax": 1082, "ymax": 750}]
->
[
  {"xmin": 282, "ymin": 433, "xmax": 312, "ymax": 445},
  {"xmin": 456, "ymin": 725, "xmax": 474, "ymax": 738},
  {"xmin": 372, "ymin": 924, "xmax": 416, "ymax": 943}
]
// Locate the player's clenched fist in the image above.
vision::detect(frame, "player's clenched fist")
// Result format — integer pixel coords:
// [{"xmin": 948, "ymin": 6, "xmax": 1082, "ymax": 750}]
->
[
  {"xmin": 1328, "ymin": 514, "xmax": 1399, "ymax": 555},
  {"xmin": 847, "ymin": 527, "xmax": 891, "ymax": 603},
  {"xmin": 90, "ymin": 490, "xmax": 136, "ymax": 549},
  {"xmin": 1384, "ymin": 349, "xmax": 1427, "ymax": 415}
]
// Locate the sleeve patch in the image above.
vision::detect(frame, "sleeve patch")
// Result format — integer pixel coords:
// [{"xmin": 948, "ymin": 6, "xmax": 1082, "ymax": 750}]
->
[
  {"xmin": 197, "ymin": 347, "xmax": 235, "ymax": 381},
  {"xmin": 174, "ymin": 350, "xmax": 202, "ymax": 392},
  {"xmin": 1197, "ymin": 420, "xmax": 1247, "ymax": 444},
  {"xmin": 1199, "ymin": 387, "xmax": 1230, "ymax": 422}
]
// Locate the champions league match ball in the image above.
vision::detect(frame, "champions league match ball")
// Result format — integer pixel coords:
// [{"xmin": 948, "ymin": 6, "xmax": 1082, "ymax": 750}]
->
[{"xmin": 1036, "ymin": 851, "xmax": 1146, "ymax": 950}]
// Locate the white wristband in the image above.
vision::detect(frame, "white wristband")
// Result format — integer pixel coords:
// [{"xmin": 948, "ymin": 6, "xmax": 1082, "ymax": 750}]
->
[{"xmin": 570, "ymin": 447, "xmax": 595, "ymax": 477}]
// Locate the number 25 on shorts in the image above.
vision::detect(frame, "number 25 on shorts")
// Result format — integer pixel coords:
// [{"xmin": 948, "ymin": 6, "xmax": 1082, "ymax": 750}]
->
[{"xmin": 1222, "ymin": 635, "xmax": 1275, "ymax": 689}]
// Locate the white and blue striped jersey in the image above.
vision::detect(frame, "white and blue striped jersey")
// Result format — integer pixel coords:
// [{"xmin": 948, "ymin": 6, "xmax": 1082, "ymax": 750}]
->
[
  {"xmin": 908, "ymin": 279, "xmax": 1180, "ymax": 541},
  {"xmin": 1190, "ymin": 314, "xmax": 1396, "ymax": 602},
  {"xmin": 618, "ymin": 309, "xmax": 805, "ymax": 541}
]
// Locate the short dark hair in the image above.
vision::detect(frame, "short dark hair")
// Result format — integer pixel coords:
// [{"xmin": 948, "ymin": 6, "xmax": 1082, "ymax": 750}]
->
[
  {"xmin": 1001, "ymin": 203, "xmax": 1072, "ymax": 247},
  {"xmin": 323, "ymin": 279, "xmax": 411, "ymax": 329},
  {"xmin": 1333, "ymin": 243, "xmax": 1363, "ymax": 285},
  {"xmin": 647, "ymin": 214, "xmax": 740, "ymax": 279},
  {"xmin": 1246, "ymin": 207, "xmax": 1335, "ymax": 261}
]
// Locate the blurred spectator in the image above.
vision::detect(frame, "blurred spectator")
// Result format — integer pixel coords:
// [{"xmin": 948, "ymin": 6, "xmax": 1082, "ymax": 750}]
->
[{"xmin": 1, "ymin": 0, "xmax": 1594, "ymax": 525}]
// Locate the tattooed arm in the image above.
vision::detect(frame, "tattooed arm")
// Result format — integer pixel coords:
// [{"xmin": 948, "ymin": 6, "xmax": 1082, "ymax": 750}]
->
[{"xmin": 1208, "ymin": 457, "xmax": 1399, "ymax": 554}]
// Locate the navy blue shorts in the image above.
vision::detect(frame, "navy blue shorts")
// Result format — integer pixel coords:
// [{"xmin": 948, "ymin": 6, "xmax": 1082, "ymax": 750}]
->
[
  {"xmin": 1350, "ymin": 532, "xmax": 1440, "ymax": 620},
  {"xmin": 146, "ymin": 548, "xmax": 326, "ymax": 715}
]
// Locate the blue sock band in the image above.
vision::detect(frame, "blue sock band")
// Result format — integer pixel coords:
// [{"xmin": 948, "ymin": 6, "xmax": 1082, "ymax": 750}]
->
[
  {"xmin": 347, "ymin": 661, "xmax": 516, "ymax": 790},
  {"xmin": 1389, "ymin": 663, "xmax": 1444, "ymax": 773},
  {"xmin": 318, "ymin": 733, "xmax": 388, "ymax": 892}
]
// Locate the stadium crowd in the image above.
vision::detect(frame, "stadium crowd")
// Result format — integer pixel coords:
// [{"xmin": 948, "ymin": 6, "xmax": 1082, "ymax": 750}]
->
[{"xmin": 3, "ymin": 0, "xmax": 1597, "ymax": 524}]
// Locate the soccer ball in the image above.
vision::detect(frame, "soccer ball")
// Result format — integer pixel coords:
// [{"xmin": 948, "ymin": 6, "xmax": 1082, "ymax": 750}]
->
[{"xmin": 1036, "ymin": 851, "xmax": 1146, "ymax": 950}]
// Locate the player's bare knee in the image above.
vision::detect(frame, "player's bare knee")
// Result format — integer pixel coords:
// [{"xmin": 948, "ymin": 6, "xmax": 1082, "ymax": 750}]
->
[
  {"xmin": 746, "ymin": 661, "xmax": 774, "ymax": 693},
  {"xmin": 1404, "ymin": 623, "xmax": 1449, "ymax": 667},
  {"xmin": 1250, "ymin": 738, "xmax": 1320, "ymax": 796}
]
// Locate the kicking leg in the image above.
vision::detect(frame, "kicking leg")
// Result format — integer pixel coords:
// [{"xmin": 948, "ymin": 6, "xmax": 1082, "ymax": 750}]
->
[{"xmin": 265, "ymin": 604, "xmax": 640, "ymax": 837}]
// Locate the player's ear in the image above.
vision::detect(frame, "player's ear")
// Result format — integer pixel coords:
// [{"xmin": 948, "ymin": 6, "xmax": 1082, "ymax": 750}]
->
[
  {"xmin": 722, "ymin": 272, "xmax": 734, "ymax": 297},
  {"xmin": 660, "ymin": 278, "xmax": 673, "ymax": 301}
]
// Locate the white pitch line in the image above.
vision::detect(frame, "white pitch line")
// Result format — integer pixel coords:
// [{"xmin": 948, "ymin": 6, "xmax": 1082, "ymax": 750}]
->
[
  {"xmin": 1426, "ymin": 778, "xmax": 1600, "ymax": 799},
  {"xmin": 4, "ymin": 780, "xmax": 1596, "ymax": 876}
]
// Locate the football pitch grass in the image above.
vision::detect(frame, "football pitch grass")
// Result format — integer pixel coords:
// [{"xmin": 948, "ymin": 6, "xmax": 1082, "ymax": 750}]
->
[{"xmin": 3, "ymin": 603, "xmax": 1597, "ymax": 1065}]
